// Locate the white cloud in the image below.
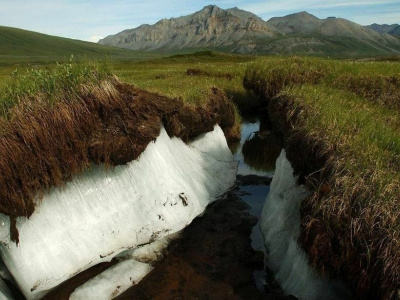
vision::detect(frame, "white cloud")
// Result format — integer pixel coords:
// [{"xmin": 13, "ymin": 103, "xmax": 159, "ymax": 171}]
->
[
  {"xmin": 88, "ymin": 36, "xmax": 104, "ymax": 43},
  {"xmin": 0, "ymin": 0, "xmax": 399, "ymax": 40},
  {"xmin": 241, "ymin": 0, "xmax": 400, "ymax": 22}
]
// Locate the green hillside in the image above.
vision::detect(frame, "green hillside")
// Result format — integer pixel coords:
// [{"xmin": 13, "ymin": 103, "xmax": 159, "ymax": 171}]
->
[{"xmin": 0, "ymin": 26, "xmax": 159, "ymax": 65}]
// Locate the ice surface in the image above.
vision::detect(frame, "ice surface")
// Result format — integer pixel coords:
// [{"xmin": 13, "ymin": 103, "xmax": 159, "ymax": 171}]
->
[
  {"xmin": 70, "ymin": 259, "xmax": 153, "ymax": 300},
  {"xmin": 0, "ymin": 125, "xmax": 236, "ymax": 299},
  {"xmin": 260, "ymin": 150, "xmax": 350, "ymax": 300},
  {"xmin": 127, "ymin": 232, "xmax": 180, "ymax": 264},
  {"xmin": 0, "ymin": 277, "xmax": 13, "ymax": 300},
  {"xmin": 71, "ymin": 233, "xmax": 180, "ymax": 299}
]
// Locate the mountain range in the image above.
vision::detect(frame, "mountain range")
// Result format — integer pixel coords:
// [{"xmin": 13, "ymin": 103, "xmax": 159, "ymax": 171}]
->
[
  {"xmin": 366, "ymin": 23, "xmax": 400, "ymax": 38},
  {"xmin": 99, "ymin": 5, "xmax": 400, "ymax": 57}
]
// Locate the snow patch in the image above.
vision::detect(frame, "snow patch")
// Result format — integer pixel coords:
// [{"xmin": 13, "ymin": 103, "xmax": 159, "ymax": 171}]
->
[
  {"xmin": 0, "ymin": 125, "xmax": 236, "ymax": 299},
  {"xmin": 260, "ymin": 150, "xmax": 350, "ymax": 300}
]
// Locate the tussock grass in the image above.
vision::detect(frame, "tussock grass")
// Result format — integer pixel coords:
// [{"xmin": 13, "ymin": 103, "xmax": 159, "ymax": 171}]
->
[
  {"xmin": 334, "ymin": 74, "xmax": 400, "ymax": 110},
  {"xmin": 243, "ymin": 57, "xmax": 327, "ymax": 104},
  {"xmin": 0, "ymin": 57, "xmax": 112, "ymax": 118},
  {"xmin": 280, "ymin": 86, "xmax": 400, "ymax": 299},
  {"xmin": 110, "ymin": 51, "xmax": 254, "ymax": 137},
  {"xmin": 0, "ymin": 58, "xmax": 238, "ymax": 244},
  {"xmin": 243, "ymin": 57, "xmax": 400, "ymax": 299}
]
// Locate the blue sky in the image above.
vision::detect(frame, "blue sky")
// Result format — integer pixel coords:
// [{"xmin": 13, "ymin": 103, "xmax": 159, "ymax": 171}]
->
[{"xmin": 1, "ymin": 0, "xmax": 399, "ymax": 42}]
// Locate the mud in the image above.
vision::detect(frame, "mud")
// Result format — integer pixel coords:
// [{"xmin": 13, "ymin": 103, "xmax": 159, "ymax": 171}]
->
[
  {"xmin": 1, "ymin": 117, "xmax": 289, "ymax": 300},
  {"xmin": 116, "ymin": 190, "xmax": 290, "ymax": 300},
  {"xmin": 0, "ymin": 79, "xmax": 238, "ymax": 242},
  {"xmin": 41, "ymin": 260, "xmax": 119, "ymax": 300}
]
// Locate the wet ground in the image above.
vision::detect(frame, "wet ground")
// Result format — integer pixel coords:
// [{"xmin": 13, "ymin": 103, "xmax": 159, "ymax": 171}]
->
[
  {"xmin": 117, "ymin": 192, "xmax": 272, "ymax": 299},
  {"xmin": 116, "ymin": 119, "xmax": 287, "ymax": 299},
  {"xmin": 5, "ymin": 119, "xmax": 285, "ymax": 299}
]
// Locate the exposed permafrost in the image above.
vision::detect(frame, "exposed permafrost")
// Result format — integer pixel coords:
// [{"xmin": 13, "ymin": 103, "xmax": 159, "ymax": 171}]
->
[
  {"xmin": 260, "ymin": 150, "xmax": 350, "ymax": 300},
  {"xmin": 0, "ymin": 125, "xmax": 237, "ymax": 300}
]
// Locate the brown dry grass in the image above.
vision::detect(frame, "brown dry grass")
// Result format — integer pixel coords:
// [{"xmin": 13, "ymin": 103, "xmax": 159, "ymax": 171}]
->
[
  {"xmin": 269, "ymin": 92, "xmax": 400, "ymax": 299},
  {"xmin": 242, "ymin": 57, "xmax": 326, "ymax": 104},
  {"xmin": 243, "ymin": 57, "xmax": 400, "ymax": 299},
  {"xmin": 334, "ymin": 74, "xmax": 400, "ymax": 111},
  {"xmin": 1, "ymin": 76, "xmax": 237, "ymax": 244}
]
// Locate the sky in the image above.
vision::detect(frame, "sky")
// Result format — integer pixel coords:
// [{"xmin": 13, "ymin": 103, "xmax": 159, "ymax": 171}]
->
[{"xmin": 1, "ymin": 0, "xmax": 399, "ymax": 42}]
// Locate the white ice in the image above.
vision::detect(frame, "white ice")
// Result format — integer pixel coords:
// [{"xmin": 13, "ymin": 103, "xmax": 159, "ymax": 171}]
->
[
  {"xmin": 70, "ymin": 259, "xmax": 153, "ymax": 300},
  {"xmin": 0, "ymin": 277, "xmax": 13, "ymax": 300},
  {"xmin": 260, "ymin": 150, "xmax": 350, "ymax": 300},
  {"xmin": 70, "ymin": 233, "xmax": 180, "ymax": 299},
  {"xmin": 0, "ymin": 124, "xmax": 237, "ymax": 299}
]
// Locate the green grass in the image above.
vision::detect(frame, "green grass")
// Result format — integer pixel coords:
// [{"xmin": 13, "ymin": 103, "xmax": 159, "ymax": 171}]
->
[
  {"xmin": 108, "ymin": 51, "xmax": 258, "ymax": 125},
  {"xmin": 242, "ymin": 56, "xmax": 400, "ymax": 299},
  {"xmin": 110, "ymin": 51, "xmax": 254, "ymax": 103},
  {"xmin": 0, "ymin": 56, "xmax": 112, "ymax": 118},
  {"xmin": 0, "ymin": 41, "xmax": 400, "ymax": 296},
  {"xmin": 288, "ymin": 84, "xmax": 400, "ymax": 203},
  {"xmin": 0, "ymin": 25, "xmax": 161, "ymax": 66}
]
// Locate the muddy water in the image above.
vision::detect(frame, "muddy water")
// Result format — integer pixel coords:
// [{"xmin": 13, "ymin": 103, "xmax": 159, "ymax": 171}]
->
[
  {"xmin": 233, "ymin": 119, "xmax": 282, "ymax": 291},
  {"xmin": 6, "ymin": 119, "xmax": 284, "ymax": 299},
  {"xmin": 117, "ymin": 119, "xmax": 285, "ymax": 299}
]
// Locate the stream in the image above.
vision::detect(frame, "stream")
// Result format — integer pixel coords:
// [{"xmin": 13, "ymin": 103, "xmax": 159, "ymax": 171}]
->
[
  {"xmin": 5, "ymin": 119, "xmax": 285, "ymax": 299},
  {"xmin": 116, "ymin": 118, "xmax": 284, "ymax": 299},
  {"xmin": 232, "ymin": 118, "xmax": 282, "ymax": 292}
]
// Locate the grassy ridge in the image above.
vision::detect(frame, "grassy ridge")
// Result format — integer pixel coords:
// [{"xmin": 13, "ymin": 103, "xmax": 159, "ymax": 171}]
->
[
  {"xmin": 0, "ymin": 25, "xmax": 160, "ymax": 66},
  {"xmin": 0, "ymin": 58, "xmax": 238, "ymax": 245},
  {"xmin": 243, "ymin": 57, "xmax": 400, "ymax": 299}
]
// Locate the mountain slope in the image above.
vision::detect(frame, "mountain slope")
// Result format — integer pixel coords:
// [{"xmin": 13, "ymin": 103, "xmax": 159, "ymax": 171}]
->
[
  {"xmin": 267, "ymin": 11, "xmax": 322, "ymax": 34},
  {"xmin": 0, "ymin": 26, "xmax": 155, "ymax": 63},
  {"xmin": 267, "ymin": 12, "xmax": 399, "ymax": 45},
  {"xmin": 99, "ymin": 5, "xmax": 279, "ymax": 52},
  {"xmin": 99, "ymin": 6, "xmax": 400, "ymax": 57},
  {"xmin": 366, "ymin": 23, "xmax": 400, "ymax": 38}
]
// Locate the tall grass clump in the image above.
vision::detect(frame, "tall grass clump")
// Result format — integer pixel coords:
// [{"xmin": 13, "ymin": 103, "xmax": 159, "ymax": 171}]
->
[
  {"xmin": 243, "ymin": 57, "xmax": 400, "ymax": 298},
  {"xmin": 334, "ymin": 74, "xmax": 400, "ymax": 111},
  {"xmin": 243, "ymin": 57, "xmax": 327, "ymax": 104},
  {"xmin": 0, "ymin": 57, "xmax": 239, "ymax": 245},
  {"xmin": 0, "ymin": 56, "xmax": 112, "ymax": 118},
  {"xmin": 0, "ymin": 58, "xmax": 121, "ymax": 230},
  {"xmin": 270, "ymin": 85, "xmax": 400, "ymax": 299}
]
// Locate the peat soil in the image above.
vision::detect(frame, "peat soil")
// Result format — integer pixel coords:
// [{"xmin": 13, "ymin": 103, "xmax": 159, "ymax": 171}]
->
[
  {"xmin": 117, "ymin": 119, "xmax": 288, "ymax": 300},
  {"xmin": 7, "ymin": 118, "xmax": 287, "ymax": 300},
  {"xmin": 117, "ymin": 188, "xmax": 288, "ymax": 300}
]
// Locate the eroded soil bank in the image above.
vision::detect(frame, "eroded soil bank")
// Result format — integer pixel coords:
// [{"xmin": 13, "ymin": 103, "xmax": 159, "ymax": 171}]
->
[
  {"xmin": 0, "ymin": 78, "xmax": 238, "ymax": 243},
  {"xmin": 114, "ymin": 119, "xmax": 286, "ymax": 300}
]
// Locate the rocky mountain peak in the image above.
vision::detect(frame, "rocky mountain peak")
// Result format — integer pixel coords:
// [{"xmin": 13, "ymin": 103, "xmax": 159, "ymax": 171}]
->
[
  {"xmin": 98, "ymin": 5, "xmax": 279, "ymax": 51},
  {"xmin": 98, "ymin": 5, "xmax": 400, "ymax": 56}
]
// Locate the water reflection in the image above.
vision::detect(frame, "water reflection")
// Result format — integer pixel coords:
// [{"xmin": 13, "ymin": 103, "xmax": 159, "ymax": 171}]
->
[
  {"xmin": 242, "ymin": 132, "xmax": 282, "ymax": 172},
  {"xmin": 232, "ymin": 118, "xmax": 282, "ymax": 176},
  {"xmin": 231, "ymin": 117, "xmax": 283, "ymax": 292}
]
